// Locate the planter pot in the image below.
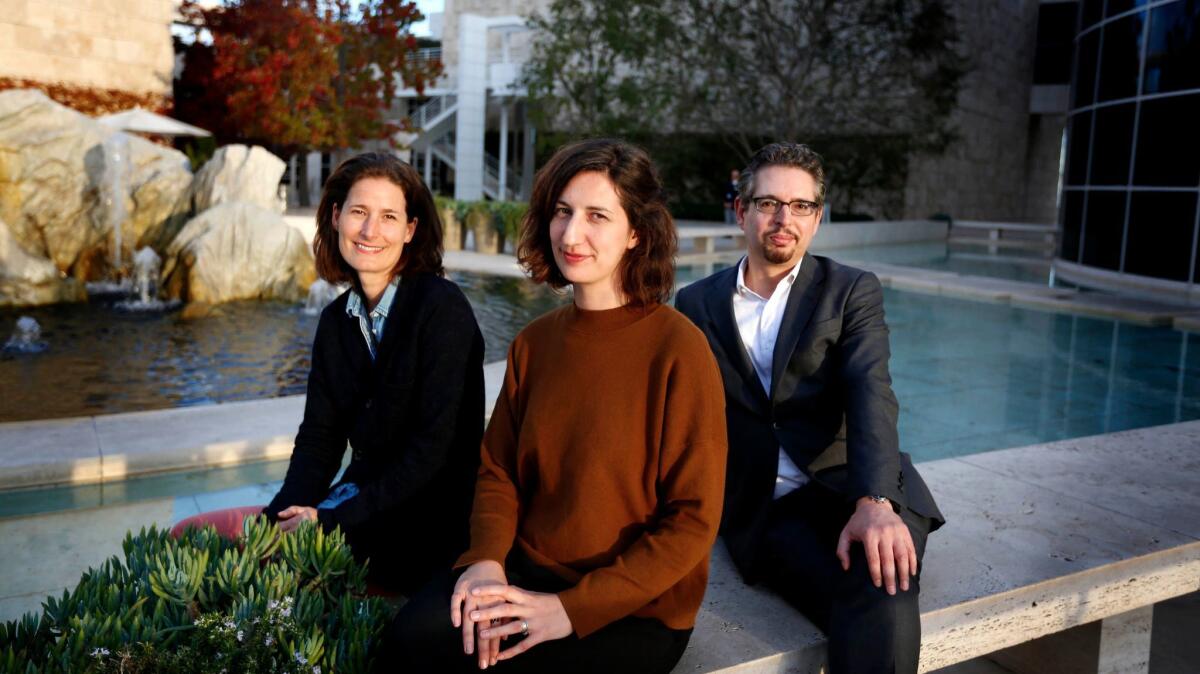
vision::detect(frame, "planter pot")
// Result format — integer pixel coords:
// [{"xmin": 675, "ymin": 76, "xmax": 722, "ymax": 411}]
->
[
  {"xmin": 468, "ymin": 209, "xmax": 503, "ymax": 254},
  {"xmin": 440, "ymin": 206, "xmax": 463, "ymax": 251}
]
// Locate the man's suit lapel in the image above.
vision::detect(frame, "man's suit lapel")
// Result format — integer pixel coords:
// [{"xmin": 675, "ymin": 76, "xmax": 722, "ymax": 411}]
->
[
  {"xmin": 705, "ymin": 268, "xmax": 770, "ymax": 407},
  {"xmin": 769, "ymin": 258, "xmax": 825, "ymax": 403}
]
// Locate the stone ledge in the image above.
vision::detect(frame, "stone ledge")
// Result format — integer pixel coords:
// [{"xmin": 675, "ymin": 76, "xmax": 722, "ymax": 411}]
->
[
  {"xmin": 0, "ymin": 362, "xmax": 511, "ymax": 492},
  {"xmin": 677, "ymin": 421, "xmax": 1200, "ymax": 673}
]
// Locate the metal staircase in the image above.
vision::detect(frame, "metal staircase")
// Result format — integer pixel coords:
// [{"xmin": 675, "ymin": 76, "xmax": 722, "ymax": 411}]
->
[{"xmin": 409, "ymin": 94, "xmax": 522, "ymax": 201}]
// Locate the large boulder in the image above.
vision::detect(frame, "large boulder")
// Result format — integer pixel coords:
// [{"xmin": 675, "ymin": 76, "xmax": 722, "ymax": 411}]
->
[
  {"xmin": 188, "ymin": 144, "xmax": 286, "ymax": 215},
  {"xmin": 161, "ymin": 202, "xmax": 315, "ymax": 305},
  {"xmin": 0, "ymin": 89, "xmax": 192, "ymax": 281},
  {"xmin": 0, "ymin": 217, "xmax": 85, "ymax": 307}
]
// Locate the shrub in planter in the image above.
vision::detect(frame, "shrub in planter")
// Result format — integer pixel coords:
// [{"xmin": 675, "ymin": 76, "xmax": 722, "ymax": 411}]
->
[
  {"xmin": 486, "ymin": 202, "xmax": 528, "ymax": 248},
  {"xmin": 0, "ymin": 517, "xmax": 389, "ymax": 674},
  {"xmin": 465, "ymin": 202, "xmax": 502, "ymax": 255},
  {"xmin": 434, "ymin": 195, "xmax": 464, "ymax": 252}
]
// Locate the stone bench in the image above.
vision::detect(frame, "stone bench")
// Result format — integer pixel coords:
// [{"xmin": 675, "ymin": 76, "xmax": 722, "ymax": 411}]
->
[
  {"xmin": 948, "ymin": 220, "xmax": 1059, "ymax": 254},
  {"xmin": 675, "ymin": 420, "xmax": 1200, "ymax": 673},
  {"xmin": 675, "ymin": 223, "xmax": 746, "ymax": 254}
]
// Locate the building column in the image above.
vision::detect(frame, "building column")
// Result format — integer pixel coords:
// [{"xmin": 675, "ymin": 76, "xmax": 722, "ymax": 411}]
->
[
  {"xmin": 454, "ymin": 14, "xmax": 487, "ymax": 201},
  {"xmin": 522, "ymin": 117, "xmax": 536, "ymax": 201},
  {"xmin": 499, "ymin": 100, "xmax": 509, "ymax": 200}
]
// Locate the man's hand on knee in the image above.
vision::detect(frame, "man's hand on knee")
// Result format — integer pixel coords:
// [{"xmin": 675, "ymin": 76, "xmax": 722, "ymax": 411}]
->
[{"xmin": 836, "ymin": 497, "xmax": 918, "ymax": 595}]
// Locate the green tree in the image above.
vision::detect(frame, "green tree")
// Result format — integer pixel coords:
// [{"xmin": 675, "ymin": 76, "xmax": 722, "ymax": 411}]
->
[{"xmin": 523, "ymin": 0, "xmax": 968, "ymax": 217}]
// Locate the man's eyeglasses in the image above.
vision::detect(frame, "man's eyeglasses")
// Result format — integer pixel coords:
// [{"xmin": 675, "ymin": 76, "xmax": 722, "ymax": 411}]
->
[{"xmin": 750, "ymin": 197, "xmax": 820, "ymax": 217}]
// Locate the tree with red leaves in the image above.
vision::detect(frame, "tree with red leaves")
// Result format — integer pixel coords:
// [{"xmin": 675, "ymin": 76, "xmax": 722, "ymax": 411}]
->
[{"xmin": 175, "ymin": 0, "xmax": 440, "ymax": 205}]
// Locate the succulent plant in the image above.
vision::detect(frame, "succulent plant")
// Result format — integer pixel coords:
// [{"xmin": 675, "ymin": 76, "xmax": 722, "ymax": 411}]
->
[{"xmin": 1, "ymin": 521, "xmax": 389, "ymax": 673}]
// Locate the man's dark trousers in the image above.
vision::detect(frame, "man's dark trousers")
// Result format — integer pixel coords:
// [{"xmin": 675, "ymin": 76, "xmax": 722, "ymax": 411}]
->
[{"xmin": 761, "ymin": 481, "xmax": 932, "ymax": 674}]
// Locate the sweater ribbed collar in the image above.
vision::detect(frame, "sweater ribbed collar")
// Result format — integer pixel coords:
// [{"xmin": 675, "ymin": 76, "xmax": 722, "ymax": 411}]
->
[{"xmin": 565, "ymin": 302, "xmax": 661, "ymax": 334}]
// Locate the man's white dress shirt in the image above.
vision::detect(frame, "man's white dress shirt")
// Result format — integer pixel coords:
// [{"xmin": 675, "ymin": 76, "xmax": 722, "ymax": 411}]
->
[{"xmin": 733, "ymin": 255, "xmax": 809, "ymax": 499}]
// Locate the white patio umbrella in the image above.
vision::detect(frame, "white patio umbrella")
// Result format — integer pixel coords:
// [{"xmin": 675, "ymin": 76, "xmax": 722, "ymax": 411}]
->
[{"xmin": 97, "ymin": 108, "xmax": 212, "ymax": 137}]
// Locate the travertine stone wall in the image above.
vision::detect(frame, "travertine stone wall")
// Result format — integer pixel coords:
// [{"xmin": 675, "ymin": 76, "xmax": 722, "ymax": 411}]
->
[
  {"xmin": 0, "ymin": 0, "xmax": 176, "ymax": 97},
  {"xmin": 904, "ymin": 0, "xmax": 1061, "ymax": 224},
  {"xmin": 440, "ymin": 0, "xmax": 551, "ymax": 82},
  {"xmin": 1022, "ymin": 113, "xmax": 1067, "ymax": 224}
]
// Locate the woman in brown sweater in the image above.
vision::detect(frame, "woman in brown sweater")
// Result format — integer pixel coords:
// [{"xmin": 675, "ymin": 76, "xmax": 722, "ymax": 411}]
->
[{"xmin": 381, "ymin": 139, "xmax": 727, "ymax": 673}]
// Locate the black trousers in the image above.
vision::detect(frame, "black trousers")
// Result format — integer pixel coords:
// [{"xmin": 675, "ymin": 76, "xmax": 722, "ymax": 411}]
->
[
  {"xmin": 757, "ymin": 482, "xmax": 932, "ymax": 674},
  {"xmin": 378, "ymin": 550, "xmax": 692, "ymax": 673}
]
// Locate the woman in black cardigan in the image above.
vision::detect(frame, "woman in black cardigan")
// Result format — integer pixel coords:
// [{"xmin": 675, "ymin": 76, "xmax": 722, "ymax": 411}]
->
[{"xmin": 264, "ymin": 152, "xmax": 485, "ymax": 594}]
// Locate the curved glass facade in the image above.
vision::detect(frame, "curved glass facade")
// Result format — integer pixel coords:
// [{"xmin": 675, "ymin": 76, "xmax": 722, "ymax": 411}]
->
[{"xmin": 1059, "ymin": 0, "xmax": 1200, "ymax": 290}]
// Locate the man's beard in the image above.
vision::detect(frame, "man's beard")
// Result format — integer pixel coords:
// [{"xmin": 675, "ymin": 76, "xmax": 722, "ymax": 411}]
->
[{"xmin": 760, "ymin": 231, "xmax": 797, "ymax": 265}]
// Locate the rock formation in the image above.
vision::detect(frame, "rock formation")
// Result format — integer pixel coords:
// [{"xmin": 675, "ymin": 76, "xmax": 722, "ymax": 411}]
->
[{"xmin": 161, "ymin": 202, "xmax": 315, "ymax": 305}]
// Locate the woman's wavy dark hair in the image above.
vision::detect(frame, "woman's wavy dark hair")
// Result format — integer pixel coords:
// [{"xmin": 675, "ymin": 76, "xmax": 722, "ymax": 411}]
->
[
  {"xmin": 313, "ymin": 152, "xmax": 444, "ymax": 284},
  {"xmin": 518, "ymin": 139, "xmax": 676, "ymax": 306}
]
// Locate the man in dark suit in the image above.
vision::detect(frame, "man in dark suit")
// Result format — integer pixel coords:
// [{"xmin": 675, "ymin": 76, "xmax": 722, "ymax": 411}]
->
[{"xmin": 676, "ymin": 142, "xmax": 944, "ymax": 674}]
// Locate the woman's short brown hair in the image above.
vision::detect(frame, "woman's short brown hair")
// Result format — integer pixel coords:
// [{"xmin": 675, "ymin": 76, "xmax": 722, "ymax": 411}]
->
[
  {"xmin": 518, "ymin": 139, "xmax": 676, "ymax": 306},
  {"xmin": 313, "ymin": 152, "xmax": 444, "ymax": 284}
]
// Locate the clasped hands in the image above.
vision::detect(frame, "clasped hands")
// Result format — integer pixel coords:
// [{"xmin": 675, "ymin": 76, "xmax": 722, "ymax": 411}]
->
[
  {"xmin": 450, "ymin": 560, "xmax": 573, "ymax": 670},
  {"xmin": 837, "ymin": 496, "xmax": 917, "ymax": 595}
]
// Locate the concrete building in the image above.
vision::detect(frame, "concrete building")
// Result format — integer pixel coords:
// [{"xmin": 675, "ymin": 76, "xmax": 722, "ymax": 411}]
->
[
  {"xmin": 903, "ymin": 1, "xmax": 1075, "ymax": 225},
  {"xmin": 0, "ymin": 0, "xmax": 175, "ymax": 100},
  {"xmin": 397, "ymin": 0, "xmax": 549, "ymax": 202}
]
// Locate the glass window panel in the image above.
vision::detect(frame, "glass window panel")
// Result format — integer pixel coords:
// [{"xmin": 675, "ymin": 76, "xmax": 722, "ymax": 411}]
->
[
  {"xmin": 1061, "ymin": 189, "xmax": 1086, "ymax": 262},
  {"xmin": 1089, "ymin": 103, "xmax": 1135, "ymax": 184},
  {"xmin": 1082, "ymin": 0, "xmax": 1104, "ymax": 28},
  {"xmin": 1098, "ymin": 13, "xmax": 1146, "ymax": 101},
  {"xmin": 1134, "ymin": 93, "xmax": 1200, "ymax": 186},
  {"xmin": 1074, "ymin": 30, "xmax": 1100, "ymax": 107},
  {"xmin": 1124, "ymin": 191, "xmax": 1197, "ymax": 281},
  {"xmin": 1106, "ymin": 0, "xmax": 1150, "ymax": 18},
  {"xmin": 1067, "ymin": 111, "xmax": 1093, "ymax": 185},
  {"xmin": 1035, "ymin": 3, "xmax": 1080, "ymax": 84},
  {"xmin": 1081, "ymin": 191, "xmax": 1127, "ymax": 270},
  {"xmin": 1143, "ymin": 1, "xmax": 1200, "ymax": 94}
]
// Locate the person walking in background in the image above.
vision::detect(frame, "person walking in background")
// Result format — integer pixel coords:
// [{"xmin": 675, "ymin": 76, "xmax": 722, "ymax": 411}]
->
[
  {"xmin": 677, "ymin": 142, "xmax": 944, "ymax": 674},
  {"xmin": 383, "ymin": 139, "xmax": 727, "ymax": 673},
  {"xmin": 723, "ymin": 168, "xmax": 740, "ymax": 224}
]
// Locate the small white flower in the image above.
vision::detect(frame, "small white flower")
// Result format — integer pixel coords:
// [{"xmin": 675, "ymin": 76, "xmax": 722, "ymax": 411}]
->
[
  {"xmin": 90, "ymin": 647, "xmax": 110, "ymax": 658},
  {"xmin": 264, "ymin": 634, "xmax": 274, "ymax": 646},
  {"xmin": 236, "ymin": 629, "xmax": 244, "ymax": 642},
  {"xmin": 312, "ymin": 667, "xmax": 321, "ymax": 674},
  {"xmin": 295, "ymin": 651, "xmax": 308, "ymax": 665}
]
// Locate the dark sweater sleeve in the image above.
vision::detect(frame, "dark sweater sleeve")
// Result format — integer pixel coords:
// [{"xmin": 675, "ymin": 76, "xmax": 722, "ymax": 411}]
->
[
  {"xmin": 266, "ymin": 309, "xmax": 351, "ymax": 519},
  {"xmin": 320, "ymin": 285, "xmax": 484, "ymax": 531}
]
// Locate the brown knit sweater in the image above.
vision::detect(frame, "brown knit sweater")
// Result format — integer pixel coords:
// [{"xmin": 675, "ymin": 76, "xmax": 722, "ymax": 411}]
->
[{"xmin": 456, "ymin": 302, "xmax": 728, "ymax": 638}]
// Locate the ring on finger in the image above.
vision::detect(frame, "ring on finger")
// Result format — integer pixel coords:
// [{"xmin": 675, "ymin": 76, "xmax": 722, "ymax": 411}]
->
[{"xmin": 520, "ymin": 620, "xmax": 529, "ymax": 636}]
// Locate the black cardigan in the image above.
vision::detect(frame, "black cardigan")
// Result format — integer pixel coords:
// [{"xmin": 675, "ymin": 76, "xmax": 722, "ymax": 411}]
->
[{"xmin": 266, "ymin": 272, "xmax": 485, "ymax": 579}]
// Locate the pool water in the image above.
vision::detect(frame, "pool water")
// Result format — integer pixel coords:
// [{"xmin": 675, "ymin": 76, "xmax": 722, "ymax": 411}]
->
[
  {"xmin": 886, "ymin": 289, "xmax": 1198, "ymax": 458},
  {"xmin": 2, "ymin": 281, "xmax": 1197, "ymax": 523},
  {"xmin": 0, "ymin": 272, "xmax": 567, "ymax": 422}
]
